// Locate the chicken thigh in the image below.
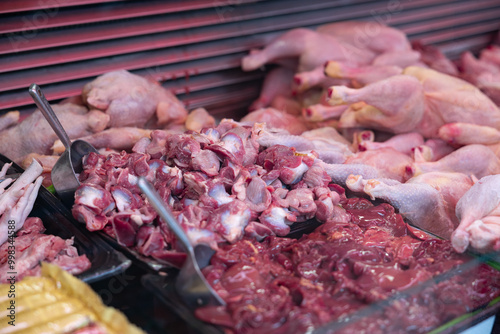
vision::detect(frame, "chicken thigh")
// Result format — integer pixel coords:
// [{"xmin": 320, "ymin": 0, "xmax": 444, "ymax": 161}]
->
[
  {"xmin": 346, "ymin": 172, "xmax": 474, "ymax": 239},
  {"xmin": 329, "ymin": 67, "xmax": 500, "ymax": 138},
  {"xmin": 452, "ymin": 174, "xmax": 500, "ymax": 253},
  {"xmin": 325, "ymin": 61, "xmax": 403, "ymax": 87},
  {"xmin": 411, "ymin": 144, "xmax": 500, "ymax": 179},
  {"xmin": 249, "ymin": 67, "xmax": 296, "ymax": 111},
  {"xmin": 330, "ymin": 74, "xmax": 426, "ymax": 134},
  {"xmin": 344, "ymin": 147, "xmax": 414, "ymax": 182},
  {"xmin": 241, "ymin": 28, "xmax": 372, "ymax": 73},
  {"xmin": 438, "ymin": 122, "xmax": 500, "ymax": 146},
  {"xmin": 460, "ymin": 51, "xmax": 500, "ymax": 105}
]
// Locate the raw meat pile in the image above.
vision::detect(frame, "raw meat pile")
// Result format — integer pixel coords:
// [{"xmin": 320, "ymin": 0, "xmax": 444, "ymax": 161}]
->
[
  {"xmin": 0, "ymin": 70, "xmax": 191, "ymax": 187},
  {"xmin": 240, "ymin": 21, "xmax": 500, "ymax": 254},
  {"xmin": 0, "ymin": 217, "xmax": 91, "ymax": 283},
  {"xmin": 71, "ymin": 120, "xmax": 349, "ymax": 265},
  {"xmin": 195, "ymin": 198, "xmax": 500, "ymax": 333},
  {"xmin": 0, "ymin": 160, "xmax": 91, "ymax": 282}
]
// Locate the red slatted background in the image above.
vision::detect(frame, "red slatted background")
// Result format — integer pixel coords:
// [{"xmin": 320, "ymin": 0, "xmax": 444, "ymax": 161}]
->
[{"xmin": 0, "ymin": 0, "xmax": 499, "ymax": 119}]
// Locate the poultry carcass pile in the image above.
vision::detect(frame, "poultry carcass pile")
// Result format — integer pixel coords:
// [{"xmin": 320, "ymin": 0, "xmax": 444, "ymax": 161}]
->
[
  {"xmin": 0, "ymin": 18, "xmax": 499, "ymax": 333},
  {"xmin": 240, "ymin": 21, "xmax": 500, "ymax": 255},
  {"xmin": 0, "ymin": 70, "xmax": 191, "ymax": 186}
]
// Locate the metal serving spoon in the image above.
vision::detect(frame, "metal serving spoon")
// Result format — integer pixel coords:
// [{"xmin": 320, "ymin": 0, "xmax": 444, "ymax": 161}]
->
[
  {"xmin": 28, "ymin": 83, "xmax": 99, "ymax": 206},
  {"xmin": 137, "ymin": 177, "xmax": 226, "ymax": 309}
]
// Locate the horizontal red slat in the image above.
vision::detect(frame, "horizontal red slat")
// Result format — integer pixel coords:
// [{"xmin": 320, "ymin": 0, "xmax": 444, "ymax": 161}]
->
[
  {"xmin": 1, "ymin": 0, "xmax": 499, "ymax": 116},
  {"xmin": 0, "ymin": 0, "xmax": 122, "ymax": 14},
  {"xmin": 0, "ymin": 0, "xmax": 342, "ymax": 73},
  {"xmin": 438, "ymin": 34, "xmax": 495, "ymax": 57},
  {"xmin": 400, "ymin": 6, "xmax": 500, "ymax": 36},
  {"xmin": 176, "ymin": 79, "xmax": 263, "ymax": 112},
  {"xmin": 0, "ymin": 0, "xmax": 472, "ymax": 86},
  {"xmin": 0, "ymin": 0, "xmax": 447, "ymax": 55},
  {"xmin": 416, "ymin": 21, "xmax": 500, "ymax": 45},
  {"xmin": 0, "ymin": 47, "xmax": 252, "ymax": 93},
  {"xmin": 0, "ymin": 0, "xmax": 354, "ymax": 55},
  {"xmin": 161, "ymin": 69, "xmax": 264, "ymax": 97},
  {"xmin": 0, "ymin": 68, "xmax": 264, "ymax": 112},
  {"xmin": 0, "ymin": 0, "xmax": 263, "ymax": 34}
]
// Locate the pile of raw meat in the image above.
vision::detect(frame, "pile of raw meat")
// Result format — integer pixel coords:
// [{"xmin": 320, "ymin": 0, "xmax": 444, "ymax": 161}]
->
[
  {"xmin": 0, "ymin": 217, "xmax": 91, "ymax": 283},
  {"xmin": 195, "ymin": 198, "xmax": 500, "ymax": 333},
  {"xmin": 1, "ymin": 17, "xmax": 500, "ymax": 332},
  {"xmin": 71, "ymin": 121, "xmax": 349, "ymax": 265},
  {"xmin": 0, "ymin": 70, "xmax": 195, "ymax": 186},
  {"xmin": 0, "ymin": 160, "xmax": 90, "ymax": 282},
  {"xmin": 238, "ymin": 21, "xmax": 500, "ymax": 255}
]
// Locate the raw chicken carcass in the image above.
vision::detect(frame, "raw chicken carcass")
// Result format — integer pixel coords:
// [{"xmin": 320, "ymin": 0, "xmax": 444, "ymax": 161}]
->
[
  {"xmin": 411, "ymin": 144, "xmax": 500, "ymax": 179},
  {"xmin": 82, "ymin": 70, "xmax": 188, "ymax": 128},
  {"xmin": 249, "ymin": 67, "xmax": 296, "ymax": 111},
  {"xmin": 346, "ymin": 172, "xmax": 474, "ymax": 238},
  {"xmin": 0, "ymin": 103, "xmax": 109, "ymax": 163},
  {"xmin": 241, "ymin": 28, "xmax": 369, "ymax": 73},
  {"xmin": 240, "ymin": 108, "xmax": 308, "ymax": 135},
  {"xmin": 316, "ymin": 21, "xmax": 411, "ymax": 54},
  {"xmin": 452, "ymin": 174, "xmax": 500, "ymax": 253},
  {"xmin": 344, "ymin": 147, "xmax": 414, "ymax": 182},
  {"xmin": 412, "ymin": 41, "xmax": 459, "ymax": 76},
  {"xmin": 405, "ymin": 66, "xmax": 500, "ymax": 134},
  {"xmin": 242, "ymin": 21, "xmax": 413, "ymax": 72},
  {"xmin": 330, "ymin": 66, "xmax": 500, "ymax": 138},
  {"xmin": 331, "ymin": 74, "xmax": 426, "ymax": 134},
  {"xmin": 460, "ymin": 51, "xmax": 500, "ymax": 106},
  {"xmin": 51, "ymin": 127, "xmax": 153, "ymax": 154},
  {"xmin": 0, "ymin": 111, "xmax": 19, "ymax": 132}
]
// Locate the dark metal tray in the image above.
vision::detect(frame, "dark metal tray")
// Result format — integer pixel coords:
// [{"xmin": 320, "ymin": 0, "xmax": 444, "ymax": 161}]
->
[{"xmin": 0, "ymin": 154, "xmax": 131, "ymax": 283}]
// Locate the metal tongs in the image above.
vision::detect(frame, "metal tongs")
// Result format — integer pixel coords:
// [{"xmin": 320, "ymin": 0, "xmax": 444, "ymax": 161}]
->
[{"xmin": 137, "ymin": 177, "xmax": 225, "ymax": 309}]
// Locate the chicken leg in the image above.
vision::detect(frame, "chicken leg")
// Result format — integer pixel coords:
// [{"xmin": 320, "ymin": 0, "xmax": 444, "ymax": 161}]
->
[
  {"xmin": 411, "ymin": 144, "xmax": 500, "ymax": 179},
  {"xmin": 438, "ymin": 123, "xmax": 500, "ymax": 146},
  {"xmin": 241, "ymin": 28, "xmax": 368, "ymax": 72},
  {"xmin": 346, "ymin": 172, "xmax": 474, "ymax": 239},
  {"xmin": 452, "ymin": 174, "xmax": 500, "ymax": 253},
  {"xmin": 329, "ymin": 74, "xmax": 426, "ymax": 133},
  {"xmin": 325, "ymin": 61, "xmax": 403, "ymax": 87}
]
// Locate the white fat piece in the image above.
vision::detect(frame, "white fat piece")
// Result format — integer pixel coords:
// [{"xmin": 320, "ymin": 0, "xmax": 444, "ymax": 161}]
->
[
  {"xmin": 284, "ymin": 161, "xmax": 309, "ymax": 185},
  {"xmin": 220, "ymin": 209, "xmax": 251, "ymax": 243},
  {"xmin": 208, "ymin": 183, "xmax": 233, "ymax": 206}
]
